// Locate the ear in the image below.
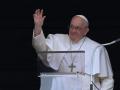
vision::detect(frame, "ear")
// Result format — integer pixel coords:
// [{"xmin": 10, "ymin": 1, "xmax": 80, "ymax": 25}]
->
[{"xmin": 84, "ymin": 28, "xmax": 89, "ymax": 35}]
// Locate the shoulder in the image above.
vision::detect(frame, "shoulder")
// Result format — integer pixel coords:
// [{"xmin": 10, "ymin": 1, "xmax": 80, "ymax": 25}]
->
[
  {"xmin": 84, "ymin": 37, "xmax": 105, "ymax": 50},
  {"xmin": 84, "ymin": 37, "xmax": 108, "ymax": 57},
  {"xmin": 86, "ymin": 37, "xmax": 102, "ymax": 46}
]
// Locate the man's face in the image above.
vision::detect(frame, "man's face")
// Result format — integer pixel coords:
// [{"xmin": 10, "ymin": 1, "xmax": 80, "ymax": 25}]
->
[{"xmin": 69, "ymin": 16, "xmax": 89, "ymax": 42}]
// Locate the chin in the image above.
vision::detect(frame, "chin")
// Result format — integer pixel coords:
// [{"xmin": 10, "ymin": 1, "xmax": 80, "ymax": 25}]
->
[
  {"xmin": 70, "ymin": 37, "xmax": 79, "ymax": 42},
  {"xmin": 69, "ymin": 35, "xmax": 79, "ymax": 42}
]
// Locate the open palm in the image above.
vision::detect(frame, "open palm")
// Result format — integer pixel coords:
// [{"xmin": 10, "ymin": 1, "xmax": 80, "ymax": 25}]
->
[{"xmin": 33, "ymin": 9, "xmax": 46, "ymax": 27}]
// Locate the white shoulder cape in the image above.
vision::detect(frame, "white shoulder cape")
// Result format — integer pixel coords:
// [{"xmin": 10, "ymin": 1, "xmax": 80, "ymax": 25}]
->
[{"xmin": 46, "ymin": 34, "xmax": 113, "ymax": 77}]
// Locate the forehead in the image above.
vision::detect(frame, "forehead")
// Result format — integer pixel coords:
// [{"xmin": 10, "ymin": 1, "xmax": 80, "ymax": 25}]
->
[{"xmin": 70, "ymin": 16, "xmax": 84, "ymax": 26}]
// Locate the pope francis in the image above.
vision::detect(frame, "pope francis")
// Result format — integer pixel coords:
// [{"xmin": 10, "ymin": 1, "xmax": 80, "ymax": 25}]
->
[{"xmin": 32, "ymin": 9, "xmax": 114, "ymax": 90}]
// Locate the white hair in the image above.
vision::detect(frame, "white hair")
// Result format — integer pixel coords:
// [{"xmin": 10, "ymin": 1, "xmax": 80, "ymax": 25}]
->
[{"xmin": 75, "ymin": 15, "xmax": 89, "ymax": 26}]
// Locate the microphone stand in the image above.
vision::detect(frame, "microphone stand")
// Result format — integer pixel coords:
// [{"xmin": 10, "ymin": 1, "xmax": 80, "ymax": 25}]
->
[{"xmin": 90, "ymin": 77, "xmax": 93, "ymax": 90}]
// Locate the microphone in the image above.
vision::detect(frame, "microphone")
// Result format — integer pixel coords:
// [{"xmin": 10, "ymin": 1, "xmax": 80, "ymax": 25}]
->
[
  {"xmin": 116, "ymin": 38, "xmax": 120, "ymax": 42},
  {"xmin": 102, "ymin": 38, "xmax": 120, "ymax": 46}
]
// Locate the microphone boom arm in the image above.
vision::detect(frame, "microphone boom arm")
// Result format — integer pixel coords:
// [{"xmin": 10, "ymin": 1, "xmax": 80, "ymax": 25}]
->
[{"xmin": 102, "ymin": 38, "xmax": 120, "ymax": 46}]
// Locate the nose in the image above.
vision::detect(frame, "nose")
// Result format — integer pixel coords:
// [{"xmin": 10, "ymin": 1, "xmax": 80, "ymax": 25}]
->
[{"xmin": 71, "ymin": 28, "xmax": 77, "ymax": 32}]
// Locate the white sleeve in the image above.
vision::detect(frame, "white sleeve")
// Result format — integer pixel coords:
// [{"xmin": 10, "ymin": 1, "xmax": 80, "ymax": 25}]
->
[
  {"xmin": 32, "ymin": 30, "xmax": 56, "ymax": 66},
  {"xmin": 32, "ymin": 30, "xmax": 49, "ymax": 66},
  {"xmin": 100, "ymin": 77, "xmax": 114, "ymax": 90},
  {"xmin": 95, "ymin": 46, "xmax": 114, "ymax": 90},
  {"xmin": 32, "ymin": 30, "xmax": 47, "ymax": 52},
  {"xmin": 94, "ymin": 46, "xmax": 113, "ymax": 77}
]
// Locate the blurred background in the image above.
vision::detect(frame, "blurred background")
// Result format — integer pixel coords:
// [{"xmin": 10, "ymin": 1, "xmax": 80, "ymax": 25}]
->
[{"xmin": 0, "ymin": 0, "xmax": 120, "ymax": 90}]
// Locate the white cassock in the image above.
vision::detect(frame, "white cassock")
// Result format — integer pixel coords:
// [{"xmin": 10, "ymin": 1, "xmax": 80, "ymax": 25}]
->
[{"xmin": 32, "ymin": 31, "xmax": 114, "ymax": 90}]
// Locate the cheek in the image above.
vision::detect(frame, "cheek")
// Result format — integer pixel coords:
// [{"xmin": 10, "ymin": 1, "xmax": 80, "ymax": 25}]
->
[{"xmin": 79, "ymin": 31, "xmax": 87, "ymax": 36}]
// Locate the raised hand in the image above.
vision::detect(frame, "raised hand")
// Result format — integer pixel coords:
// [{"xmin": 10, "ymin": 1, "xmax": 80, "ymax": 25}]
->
[
  {"xmin": 33, "ymin": 9, "xmax": 46, "ymax": 28},
  {"xmin": 33, "ymin": 9, "xmax": 46, "ymax": 35}
]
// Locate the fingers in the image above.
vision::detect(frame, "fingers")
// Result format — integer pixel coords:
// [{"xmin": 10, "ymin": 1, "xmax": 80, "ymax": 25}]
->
[
  {"xmin": 43, "ymin": 16, "xmax": 46, "ymax": 20},
  {"xmin": 41, "ymin": 9, "xmax": 43, "ymax": 16},
  {"xmin": 33, "ymin": 13, "xmax": 37, "ymax": 18},
  {"xmin": 34, "ymin": 9, "xmax": 44, "ymax": 16},
  {"xmin": 33, "ymin": 9, "xmax": 46, "ymax": 27},
  {"xmin": 35, "ymin": 9, "xmax": 40, "ymax": 15}
]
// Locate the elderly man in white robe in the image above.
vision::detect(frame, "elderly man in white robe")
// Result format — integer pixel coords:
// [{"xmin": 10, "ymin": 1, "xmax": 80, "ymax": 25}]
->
[{"xmin": 32, "ymin": 9, "xmax": 114, "ymax": 90}]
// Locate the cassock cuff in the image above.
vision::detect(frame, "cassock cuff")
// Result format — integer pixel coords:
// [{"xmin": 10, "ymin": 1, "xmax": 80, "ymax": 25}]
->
[{"xmin": 33, "ymin": 30, "xmax": 44, "ymax": 41}]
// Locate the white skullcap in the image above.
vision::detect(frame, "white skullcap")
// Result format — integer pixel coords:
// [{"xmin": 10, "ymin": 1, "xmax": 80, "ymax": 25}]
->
[{"xmin": 75, "ymin": 15, "xmax": 89, "ymax": 25}]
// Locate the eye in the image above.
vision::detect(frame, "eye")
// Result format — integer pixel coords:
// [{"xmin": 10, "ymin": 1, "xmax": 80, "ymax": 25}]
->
[{"xmin": 75, "ymin": 27, "xmax": 80, "ymax": 30}]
